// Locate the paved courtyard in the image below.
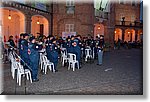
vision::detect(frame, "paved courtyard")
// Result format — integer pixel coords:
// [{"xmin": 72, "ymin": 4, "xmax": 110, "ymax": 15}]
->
[{"xmin": 1, "ymin": 48, "xmax": 143, "ymax": 95}]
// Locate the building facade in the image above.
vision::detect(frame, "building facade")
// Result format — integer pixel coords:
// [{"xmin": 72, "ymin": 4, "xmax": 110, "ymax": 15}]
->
[
  {"xmin": 114, "ymin": 0, "xmax": 143, "ymax": 43},
  {"xmin": 0, "ymin": 0, "xmax": 143, "ymax": 47},
  {"xmin": 0, "ymin": 0, "xmax": 52, "ymax": 43},
  {"xmin": 52, "ymin": 1, "xmax": 94, "ymax": 38}
]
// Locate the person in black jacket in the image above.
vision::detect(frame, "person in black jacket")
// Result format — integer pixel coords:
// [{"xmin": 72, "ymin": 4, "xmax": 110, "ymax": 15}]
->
[{"xmin": 8, "ymin": 36, "xmax": 15, "ymax": 47}]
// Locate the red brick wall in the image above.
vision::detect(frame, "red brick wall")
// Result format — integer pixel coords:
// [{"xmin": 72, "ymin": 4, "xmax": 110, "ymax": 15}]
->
[{"xmin": 53, "ymin": 3, "xmax": 94, "ymax": 37}]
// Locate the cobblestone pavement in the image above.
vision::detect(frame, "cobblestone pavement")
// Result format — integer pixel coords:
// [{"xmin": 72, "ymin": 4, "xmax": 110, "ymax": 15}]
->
[{"xmin": 1, "ymin": 48, "xmax": 143, "ymax": 95}]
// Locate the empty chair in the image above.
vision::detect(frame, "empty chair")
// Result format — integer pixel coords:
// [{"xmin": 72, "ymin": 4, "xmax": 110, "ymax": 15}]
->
[
  {"xmin": 16, "ymin": 62, "xmax": 32, "ymax": 86},
  {"xmin": 42, "ymin": 55, "xmax": 55, "ymax": 74},
  {"xmin": 9, "ymin": 53, "xmax": 18, "ymax": 79},
  {"xmin": 61, "ymin": 48, "xmax": 68, "ymax": 66},
  {"xmin": 39, "ymin": 53, "xmax": 44, "ymax": 71},
  {"xmin": 68, "ymin": 53, "xmax": 79, "ymax": 71},
  {"xmin": 11, "ymin": 61, "xmax": 18, "ymax": 79},
  {"xmin": 85, "ymin": 48, "xmax": 93, "ymax": 62},
  {"xmin": 92, "ymin": 47, "xmax": 95, "ymax": 59}
]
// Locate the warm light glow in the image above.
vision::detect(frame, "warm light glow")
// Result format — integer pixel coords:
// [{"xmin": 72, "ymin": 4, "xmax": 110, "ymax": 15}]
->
[
  {"xmin": 128, "ymin": 32, "xmax": 130, "ymax": 34},
  {"xmin": 98, "ymin": 27, "xmax": 101, "ymax": 30},
  {"xmin": 115, "ymin": 31, "xmax": 116, "ymax": 33},
  {"xmin": 37, "ymin": 17, "xmax": 40, "ymax": 24},
  {"xmin": 8, "ymin": 10, "xmax": 11, "ymax": 20},
  {"xmin": 8, "ymin": 15, "xmax": 11, "ymax": 20},
  {"xmin": 37, "ymin": 21, "xmax": 40, "ymax": 24}
]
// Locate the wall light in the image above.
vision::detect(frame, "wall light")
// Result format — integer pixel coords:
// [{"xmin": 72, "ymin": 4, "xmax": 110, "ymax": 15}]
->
[
  {"xmin": 37, "ymin": 17, "xmax": 40, "ymax": 24},
  {"xmin": 98, "ymin": 26, "xmax": 101, "ymax": 30},
  {"xmin": 8, "ymin": 10, "xmax": 11, "ymax": 20}
]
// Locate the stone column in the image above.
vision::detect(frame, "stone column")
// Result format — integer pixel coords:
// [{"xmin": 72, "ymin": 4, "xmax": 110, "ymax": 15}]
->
[
  {"xmin": 48, "ymin": 17, "xmax": 52, "ymax": 36},
  {"xmin": 135, "ymin": 30, "xmax": 138, "ymax": 41},
  {"xmin": 25, "ymin": 15, "xmax": 32, "ymax": 34},
  {"xmin": 104, "ymin": 26, "xmax": 115, "ymax": 48},
  {"xmin": 122, "ymin": 29, "xmax": 125, "ymax": 42}
]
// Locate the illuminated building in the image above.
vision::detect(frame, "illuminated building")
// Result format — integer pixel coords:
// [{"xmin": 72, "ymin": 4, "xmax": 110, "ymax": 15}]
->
[{"xmin": 0, "ymin": 0, "xmax": 143, "ymax": 46}]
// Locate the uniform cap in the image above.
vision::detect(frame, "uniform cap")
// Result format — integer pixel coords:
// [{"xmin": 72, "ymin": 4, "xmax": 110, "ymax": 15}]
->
[
  {"xmin": 29, "ymin": 36, "xmax": 35, "ymax": 42},
  {"xmin": 23, "ymin": 33, "xmax": 29, "ymax": 38}
]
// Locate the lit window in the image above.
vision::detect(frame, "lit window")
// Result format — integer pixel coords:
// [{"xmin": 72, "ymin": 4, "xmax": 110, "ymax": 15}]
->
[{"xmin": 65, "ymin": 24, "xmax": 74, "ymax": 32}]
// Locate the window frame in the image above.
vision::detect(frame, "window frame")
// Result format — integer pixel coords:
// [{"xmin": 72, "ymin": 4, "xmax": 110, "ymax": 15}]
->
[
  {"xmin": 66, "ymin": 0, "xmax": 75, "ymax": 7},
  {"xmin": 65, "ymin": 24, "xmax": 74, "ymax": 32}
]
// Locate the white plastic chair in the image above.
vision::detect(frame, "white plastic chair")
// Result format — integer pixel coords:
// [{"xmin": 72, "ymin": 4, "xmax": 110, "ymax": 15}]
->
[
  {"xmin": 11, "ymin": 61, "xmax": 18, "ymax": 79},
  {"xmin": 16, "ymin": 62, "xmax": 32, "ymax": 86},
  {"xmin": 9, "ymin": 53, "xmax": 18, "ymax": 79},
  {"xmin": 92, "ymin": 47, "xmax": 95, "ymax": 59},
  {"xmin": 39, "ymin": 53, "xmax": 44, "ymax": 71},
  {"xmin": 68, "ymin": 53, "xmax": 79, "ymax": 71},
  {"xmin": 42, "ymin": 55, "xmax": 55, "ymax": 74},
  {"xmin": 61, "ymin": 48, "xmax": 69, "ymax": 66},
  {"xmin": 85, "ymin": 48, "xmax": 93, "ymax": 62}
]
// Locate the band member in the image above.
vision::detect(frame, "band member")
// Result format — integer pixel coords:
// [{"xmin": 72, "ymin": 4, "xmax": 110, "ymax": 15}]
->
[
  {"xmin": 50, "ymin": 39, "xmax": 59, "ymax": 72},
  {"xmin": 20, "ymin": 33, "xmax": 30, "ymax": 68},
  {"xmin": 28, "ymin": 36, "xmax": 42, "ymax": 82},
  {"xmin": 97, "ymin": 36, "xmax": 104, "ymax": 66},
  {"xmin": 72, "ymin": 35, "xmax": 81, "ymax": 67}
]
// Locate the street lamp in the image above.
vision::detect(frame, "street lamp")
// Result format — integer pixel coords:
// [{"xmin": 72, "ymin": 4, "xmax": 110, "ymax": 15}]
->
[{"xmin": 8, "ymin": 10, "xmax": 11, "ymax": 20}]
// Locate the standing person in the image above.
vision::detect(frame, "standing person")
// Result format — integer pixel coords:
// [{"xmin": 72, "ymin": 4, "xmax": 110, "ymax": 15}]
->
[
  {"xmin": 50, "ymin": 39, "xmax": 59, "ymax": 72},
  {"xmin": 8, "ymin": 36, "xmax": 15, "ymax": 48},
  {"xmin": 18, "ymin": 33, "xmax": 24, "ymax": 65},
  {"xmin": 46, "ymin": 35, "xmax": 53, "ymax": 62},
  {"xmin": 20, "ymin": 33, "xmax": 30, "ymax": 69},
  {"xmin": 18, "ymin": 33, "xmax": 24, "ymax": 56},
  {"xmin": 28, "ymin": 36, "xmax": 42, "ymax": 82},
  {"xmin": 90, "ymin": 37, "xmax": 95, "ymax": 59},
  {"xmin": 95, "ymin": 36, "xmax": 99, "ymax": 59},
  {"xmin": 117, "ymin": 38, "xmax": 121, "ymax": 50},
  {"xmin": 97, "ymin": 36, "xmax": 104, "ymax": 66}
]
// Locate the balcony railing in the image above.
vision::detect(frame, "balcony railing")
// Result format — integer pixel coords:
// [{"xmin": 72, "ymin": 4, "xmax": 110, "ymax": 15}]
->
[{"xmin": 115, "ymin": 20, "xmax": 143, "ymax": 27}]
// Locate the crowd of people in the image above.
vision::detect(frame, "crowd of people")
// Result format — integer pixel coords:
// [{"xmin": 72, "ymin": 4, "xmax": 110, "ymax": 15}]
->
[
  {"xmin": 0, "ymin": 33, "xmax": 105, "ymax": 82},
  {"xmin": 114, "ymin": 38, "xmax": 143, "ymax": 50}
]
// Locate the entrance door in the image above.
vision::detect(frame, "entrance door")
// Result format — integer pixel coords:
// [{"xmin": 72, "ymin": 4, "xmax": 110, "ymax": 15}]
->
[{"xmin": 40, "ymin": 24, "xmax": 44, "ymax": 35}]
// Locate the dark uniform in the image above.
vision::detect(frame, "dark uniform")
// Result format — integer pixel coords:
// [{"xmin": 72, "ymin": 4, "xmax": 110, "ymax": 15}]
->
[
  {"xmin": 28, "ymin": 37, "xmax": 42, "ymax": 82},
  {"xmin": 18, "ymin": 34, "xmax": 24, "ymax": 57},
  {"xmin": 46, "ymin": 39, "xmax": 53, "ymax": 62},
  {"xmin": 20, "ymin": 35, "xmax": 30, "ymax": 68},
  {"xmin": 8, "ymin": 39, "xmax": 15, "ymax": 48},
  {"xmin": 96, "ymin": 37, "xmax": 104, "ymax": 65},
  {"xmin": 8, "ymin": 37, "xmax": 16, "ymax": 53},
  {"xmin": 73, "ymin": 38, "xmax": 81, "ymax": 65},
  {"xmin": 50, "ymin": 40, "xmax": 59, "ymax": 72},
  {"xmin": 66, "ymin": 39, "xmax": 73, "ymax": 53}
]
